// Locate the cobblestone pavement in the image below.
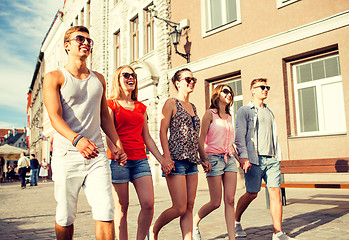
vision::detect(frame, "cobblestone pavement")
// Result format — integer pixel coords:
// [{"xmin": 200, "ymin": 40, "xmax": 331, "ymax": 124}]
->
[{"xmin": 1, "ymin": 176, "xmax": 349, "ymax": 239}]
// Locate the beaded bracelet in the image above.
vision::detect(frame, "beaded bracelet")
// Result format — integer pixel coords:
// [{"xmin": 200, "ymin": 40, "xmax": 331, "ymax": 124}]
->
[{"xmin": 73, "ymin": 135, "xmax": 83, "ymax": 147}]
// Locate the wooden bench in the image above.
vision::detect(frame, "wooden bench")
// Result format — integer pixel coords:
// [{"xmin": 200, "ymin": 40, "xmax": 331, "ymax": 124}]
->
[{"xmin": 261, "ymin": 158, "xmax": 349, "ymax": 207}]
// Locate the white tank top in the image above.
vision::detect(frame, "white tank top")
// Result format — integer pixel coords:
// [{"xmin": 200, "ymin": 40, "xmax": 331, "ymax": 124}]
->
[{"xmin": 53, "ymin": 67, "xmax": 105, "ymax": 151}]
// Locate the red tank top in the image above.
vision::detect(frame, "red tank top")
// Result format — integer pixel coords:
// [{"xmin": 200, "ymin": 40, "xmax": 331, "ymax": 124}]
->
[{"xmin": 107, "ymin": 99, "xmax": 147, "ymax": 160}]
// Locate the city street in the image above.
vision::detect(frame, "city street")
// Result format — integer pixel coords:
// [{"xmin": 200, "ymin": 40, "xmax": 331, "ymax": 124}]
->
[{"xmin": 1, "ymin": 176, "xmax": 349, "ymax": 239}]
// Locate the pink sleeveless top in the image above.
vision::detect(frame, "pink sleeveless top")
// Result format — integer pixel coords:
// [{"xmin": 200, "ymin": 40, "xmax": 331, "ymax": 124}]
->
[{"xmin": 205, "ymin": 109, "xmax": 235, "ymax": 162}]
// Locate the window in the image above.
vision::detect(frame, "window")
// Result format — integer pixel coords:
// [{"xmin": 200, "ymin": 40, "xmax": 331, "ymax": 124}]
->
[
  {"xmin": 293, "ymin": 55, "xmax": 346, "ymax": 135},
  {"xmin": 114, "ymin": 31, "xmax": 121, "ymax": 68},
  {"xmin": 144, "ymin": 5, "xmax": 154, "ymax": 54},
  {"xmin": 80, "ymin": 8, "xmax": 84, "ymax": 26},
  {"xmin": 131, "ymin": 16, "xmax": 139, "ymax": 61},
  {"xmin": 277, "ymin": 0, "xmax": 300, "ymax": 8},
  {"xmin": 203, "ymin": 0, "xmax": 241, "ymax": 35},
  {"xmin": 213, "ymin": 76, "xmax": 243, "ymax": 124}
]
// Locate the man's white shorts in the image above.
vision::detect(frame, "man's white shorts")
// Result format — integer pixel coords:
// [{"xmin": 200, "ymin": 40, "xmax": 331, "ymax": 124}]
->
[{"xmin": 52, "ymin": 149, "xmax": 114, "ymax": 226}]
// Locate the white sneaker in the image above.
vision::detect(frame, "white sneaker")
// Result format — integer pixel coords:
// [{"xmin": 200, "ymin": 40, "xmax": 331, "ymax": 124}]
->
[
  {"xmin": 235, "ymin": 222, "xmax": 247, "ymax": 237},
  {"xmin": 272, "ymin": 232, "xmax": 296, "ymax": 240},
  {"xmin": 193, "ymin": 226, "xmax": 201, "ymax": 240}
]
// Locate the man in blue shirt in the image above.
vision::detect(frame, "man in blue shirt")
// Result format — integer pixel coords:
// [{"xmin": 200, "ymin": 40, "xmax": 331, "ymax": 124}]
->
[{"xmin": 30, "ymin": 154, "xmax": 40, "ymax": 186}]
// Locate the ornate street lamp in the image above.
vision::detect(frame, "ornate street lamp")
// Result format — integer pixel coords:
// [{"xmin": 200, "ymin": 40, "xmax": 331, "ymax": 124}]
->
[{"xmin": 148, "ymin": 6, "xmax": 190, "ymax": 63}]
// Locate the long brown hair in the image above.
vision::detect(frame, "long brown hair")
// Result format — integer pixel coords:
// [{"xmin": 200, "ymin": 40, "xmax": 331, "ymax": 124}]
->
[
  {"xmin": 209, "ymin": 84, "xmax": 234, "ymax": 118},
  {"xmin": 109, "ymin": 65, "xmax": 138, "ymax": 101}
]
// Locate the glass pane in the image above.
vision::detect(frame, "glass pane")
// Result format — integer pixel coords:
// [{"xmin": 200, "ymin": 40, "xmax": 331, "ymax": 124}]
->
[
  {"xmin": 227, "ymin": 79, "xmax": 242, "ymax": 96},
  {"xmin": 226, "ymin": 0, "xmax": 237, "ymax": 23},
  {"xmin": 210, "ymin": 0, "xmax": 222, "ymax": 29},
  {"xmin": 147, "ymin": 25, "xmax": 151, "ymax": 52},
  {"xmin": 297, "ymin": 64, "xmax": 312, "ymax": 83},
  {"xmin": 325, "ymin": 56, "xmax": 340, "ymax": 78},
  {"xmin": 321, "ymin": 81, "xmax": 346, "ymax": 132},
  {"xmin": 311, "ymin": 60, "xmax": 325, "ymax": 80},
  {"xmin": 298, "ymin": 87, "xmax": 319, "ymax": 132},
  {"xmin": 230, "ymin": 100, "xmax": 243, "ymax": 124}
]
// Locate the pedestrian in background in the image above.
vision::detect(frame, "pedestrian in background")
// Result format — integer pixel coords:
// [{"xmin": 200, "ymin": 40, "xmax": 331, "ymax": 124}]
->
[
  {"xmin": 17, "ymin": 152, "xmax": 30, "ymax": 189},
  {"xmin": 106, "ymin": 65, "xmax": 173, "ymax": 240},
  {"xmin": 30, "ymin": 154, "xmax": 40, "ymax": 186},
  {"xmin": 39, "ymin": 158, "xmax": 49, "ymax": 182},
  {"xmin": 149, "ymin": 68, "xmax": 210, "ymax": 240},
  {"xmin": 193, "ymin": 84, "xmax": 250, "ymax": 240}
]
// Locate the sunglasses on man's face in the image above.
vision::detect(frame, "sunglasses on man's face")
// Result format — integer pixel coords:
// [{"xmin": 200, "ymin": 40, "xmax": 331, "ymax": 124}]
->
[
  {"xmin": 222, "ymin": 88, "xmax": 232, "ymax": 96},
  {"xmin": 122, "ymin": 72, "xmax": 137, "ymax": 79},
  {"xmin": 68, "ymin": 35, "xmax": 94, "ymax": 47},
  {"xmin": 180, "ymin": 77, "xmax": 197, "ymax": 84},
  {"xmin": 254, "ymin": 85, "xmax": 271, "ymax": 91}
]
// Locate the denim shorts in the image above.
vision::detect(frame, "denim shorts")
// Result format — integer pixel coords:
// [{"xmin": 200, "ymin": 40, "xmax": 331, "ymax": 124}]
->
[
  {"xmin": 109, "ymin": 158, "xmax": 152, "ymax": 183},
  {"xmin": 244, "ymin": 156, "xmax": 281, "ymax": 193},
  {"xmin": 206, "ymin": 154, "xmax": 237, "ymax": 177},
  {"xmin": 163, "ymin": 159, "xmax": 198, "ymax": 177}
]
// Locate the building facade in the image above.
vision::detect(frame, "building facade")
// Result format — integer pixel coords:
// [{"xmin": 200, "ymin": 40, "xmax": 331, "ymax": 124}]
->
[
  {"xmin": 168, "ymin": 0, "xmax": 349, "ymax": 183},
  {"xmin": 31, "ymin": 0, "xmax": 173, "ymax": 183}
]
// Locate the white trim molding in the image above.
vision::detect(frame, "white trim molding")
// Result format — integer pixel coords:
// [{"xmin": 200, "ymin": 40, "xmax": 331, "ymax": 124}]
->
[{"xmin": 168, "ymin": 10, "xmax": 349, "ymax": 77}]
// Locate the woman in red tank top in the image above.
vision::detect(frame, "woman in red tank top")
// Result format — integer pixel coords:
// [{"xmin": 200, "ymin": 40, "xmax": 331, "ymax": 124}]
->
[{"xmin": 106, "ymin": 65, "xmax": 174, "ymax": 240}]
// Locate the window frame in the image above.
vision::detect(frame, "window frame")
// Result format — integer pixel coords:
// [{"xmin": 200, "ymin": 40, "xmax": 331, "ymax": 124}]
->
[
  {"xmin": 131, "ymin": 15, "xmax": 139, "ymax": 61},
  {"xmin": 114, "ymin": 30, "xmax": 121, "ymax": 68},
  {"xmin": 276, "ymin": 0, "xmax": 301, "ymax": 9},
  {"xmin": 201, "ymin": 0, "xmax": 241, "ymax": 37},
  {"xmin": 292, "ymin": 54, "xmax": 346, "ymax": 136},
  {"xmin": 144, "ymin": 4, "xmax": 154, "ymax": 54}
]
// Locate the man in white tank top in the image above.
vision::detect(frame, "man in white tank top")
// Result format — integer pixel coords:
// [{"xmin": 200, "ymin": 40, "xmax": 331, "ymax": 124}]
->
[
  {"xmin": 234, "ymin": 78, "xmax": 295, "ymax": 240},
  {"xmin": 43, "ymin": 26, "xmax": 127, "ymax": 240}
]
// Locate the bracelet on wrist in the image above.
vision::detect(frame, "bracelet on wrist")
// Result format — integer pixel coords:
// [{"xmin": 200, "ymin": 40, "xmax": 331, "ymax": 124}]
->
[
  {"xmin": 72, "ymin": 134, "xmax": 80, "ymax": 145},
  {"xmin": 72, "ymin": 135, "xmax": 83, "ymax": 147}
]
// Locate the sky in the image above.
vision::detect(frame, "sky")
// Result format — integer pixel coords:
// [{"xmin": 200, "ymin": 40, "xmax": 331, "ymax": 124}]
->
[{"xmin": 0, "ymin": 0, "xmax": 63, "ymax": 129}]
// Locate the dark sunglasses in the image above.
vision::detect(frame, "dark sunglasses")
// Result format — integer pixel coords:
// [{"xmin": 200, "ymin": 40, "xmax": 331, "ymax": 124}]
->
[
  {"xmin": 122, "ymin": 72, "xmax": 137, "ymax": 79},
  {"xmin": 180, "ymin": 77, "xmax": 197, "ymax": 84},
  {"xmin": 254, "ymin": 85, "xmax": 270, "ymax": 91},
  {"xmin": 222, "ymin": 89, "xmax": 232, "ymax": 95},
  {"xmin": 68, "ymin": 35, "xmax": 94, "ymax": 47}
]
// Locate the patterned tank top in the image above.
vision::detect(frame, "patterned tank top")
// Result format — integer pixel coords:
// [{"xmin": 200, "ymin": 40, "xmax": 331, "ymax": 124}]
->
[{"xmin": 168, "ymin": 98, "xmax": 200, "ymax": 163}]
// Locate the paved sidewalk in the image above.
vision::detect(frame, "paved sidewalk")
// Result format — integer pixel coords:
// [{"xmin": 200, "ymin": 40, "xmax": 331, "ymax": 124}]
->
[{"xmin": 1, "ymin": 177, "xmax": 349, "ymax": 239}]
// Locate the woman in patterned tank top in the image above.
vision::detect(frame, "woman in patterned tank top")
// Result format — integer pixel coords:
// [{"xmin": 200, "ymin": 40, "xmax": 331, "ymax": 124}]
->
[{"xmin": 149, "ymin": 69, "xmax": 211, "ymax": 240}]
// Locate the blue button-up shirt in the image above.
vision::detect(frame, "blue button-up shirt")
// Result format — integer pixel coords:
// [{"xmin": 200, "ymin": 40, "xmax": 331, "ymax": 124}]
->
[{"xmin": 235, "ymin": 102, "xmax": 282, "ymax": 165}]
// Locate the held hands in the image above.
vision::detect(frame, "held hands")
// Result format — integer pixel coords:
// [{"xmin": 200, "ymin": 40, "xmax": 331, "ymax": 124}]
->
[
  {"xmin": 239, "ymin": 158, "xmax": 252, "ymax": 173},
  {"xmin": 112, "ymin": 147, "xmax": 127, "ymax": 166},
  {"xmin": 201, "ymin": 158, "xmax": 211, "ymax": 173},
  {"xmin": 76, "ymin": 137, "xmax": 99, "ymax": 159},
  {"xmin": 160, "ymin": 155, "xmax": 175, "ymax": 176}
]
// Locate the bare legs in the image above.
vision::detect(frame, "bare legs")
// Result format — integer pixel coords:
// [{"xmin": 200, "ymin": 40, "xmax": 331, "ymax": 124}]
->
[
  {"xmin": 113, "ymin": 182, "xmax": 129, "ymax": 240},
  {"xmin": 268, "ymin": 187, "xmax": 282, "ymax": 233},
  {"xmin": 55, "ymin": 222, "xmax": 73, "ymax": 240},
  {"xmin": 113, "ymin": 175, "xmax": 154, "ymax": 240},
  {"xmin": 193, "ymin": 172, "xmax": 237, "ymax": 240},
  {"xmin": 235, "ymin": 187, "xmax": 283, "ymax": 234},
  {"xmin": 56, "ymin": 220, "xmax": 114, "ymax": 240},
  {"xmin": 150, "ymin": 174, "xmax": 198, "ymax": 240},
  {"xmin": 95, "ymin": 220, "xmax": 115, "ymax": 240}
]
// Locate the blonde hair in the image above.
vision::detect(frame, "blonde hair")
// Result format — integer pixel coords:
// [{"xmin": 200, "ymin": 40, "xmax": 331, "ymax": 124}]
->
[
  {"xmin": 109, "ymin": 65, "xmax": 138, "ymax": 101},
  {"xmin": 209, "ymin": 84, "xmax": 234, "ymax": 118},
  {"xmin": 250, "ymin": 78, "xmax": 267, "ymax": 89}
]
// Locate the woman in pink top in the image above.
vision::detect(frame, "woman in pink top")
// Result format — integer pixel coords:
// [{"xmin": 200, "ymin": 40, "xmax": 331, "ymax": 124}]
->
[{"xmin": 193, "ymin": 84, "xmax": 240, "ymax": 240}]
